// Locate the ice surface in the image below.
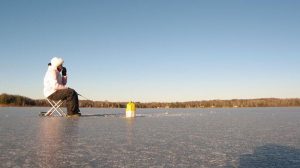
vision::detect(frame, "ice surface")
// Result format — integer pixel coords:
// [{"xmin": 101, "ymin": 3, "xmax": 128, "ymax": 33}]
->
[{"xmin": 0, "ymin": 107, "xmax": 300, "ymax": 167}]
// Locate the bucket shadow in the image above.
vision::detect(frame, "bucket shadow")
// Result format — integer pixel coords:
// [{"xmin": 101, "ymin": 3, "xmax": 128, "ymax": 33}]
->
[{"xmin": 239, "ymin": 144, "xmax": 300, "ymax": 168}]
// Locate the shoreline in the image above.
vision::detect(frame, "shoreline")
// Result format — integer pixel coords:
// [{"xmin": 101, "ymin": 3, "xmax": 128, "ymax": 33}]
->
[
  {"xmin": 1, "ymin": 93, "xmax": 300, "ymax": 108},
  {"xmin": 1, "ymin": 104, "xmax": 300, "ymax": 109}
]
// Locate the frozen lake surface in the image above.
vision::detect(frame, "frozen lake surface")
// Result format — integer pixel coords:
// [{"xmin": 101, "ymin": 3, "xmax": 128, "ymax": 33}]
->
[{"xmin": 0, "ymin": 107, "xmax": 300, "ymax": 167}]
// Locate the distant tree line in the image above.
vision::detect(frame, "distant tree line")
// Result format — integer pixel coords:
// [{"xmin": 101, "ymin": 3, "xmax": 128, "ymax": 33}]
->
[
  {"xmin": 1, "ymin": 93, "xmax": 300, "ymax": 108},
  {"xmin": 0, "ymin": 93, "xmax": 36, "ymax": 106}
]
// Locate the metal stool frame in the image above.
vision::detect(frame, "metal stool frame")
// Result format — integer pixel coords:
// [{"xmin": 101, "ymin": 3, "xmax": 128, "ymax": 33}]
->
[{"xmin": 45, "ymin": 99, "xmax": 67, "ymax": 117}]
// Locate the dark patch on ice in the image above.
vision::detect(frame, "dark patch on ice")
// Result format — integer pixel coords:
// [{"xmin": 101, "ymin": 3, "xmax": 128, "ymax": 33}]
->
[{"xmin": 239, "ymin": 144, "xmax": 300, "ymax": 168}]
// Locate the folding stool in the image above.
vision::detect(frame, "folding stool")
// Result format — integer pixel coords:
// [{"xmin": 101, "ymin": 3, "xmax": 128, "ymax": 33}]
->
[{"xmin": 44, "ymin": 99, "xmax": 67, "ymax": 117}]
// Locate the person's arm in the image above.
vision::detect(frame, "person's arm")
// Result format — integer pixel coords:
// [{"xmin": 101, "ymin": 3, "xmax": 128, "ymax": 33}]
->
[{"xmin": 50, "ymin": 70, "xmax": 67, "ymax": 90}]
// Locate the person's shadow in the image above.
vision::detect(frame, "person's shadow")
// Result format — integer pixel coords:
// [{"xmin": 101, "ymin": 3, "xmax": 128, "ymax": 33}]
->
[{"xmin": 239, "ymin": 144, "xmax": 300, "ymax": 168}]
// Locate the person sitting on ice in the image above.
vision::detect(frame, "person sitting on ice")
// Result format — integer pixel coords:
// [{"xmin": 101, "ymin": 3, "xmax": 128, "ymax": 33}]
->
[{"xmin": 44, "ymin": 57, "xmax": 81, "ymax": 116}]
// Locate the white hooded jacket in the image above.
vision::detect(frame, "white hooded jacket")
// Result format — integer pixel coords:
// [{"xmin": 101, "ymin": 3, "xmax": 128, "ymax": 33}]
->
[{"xmin": 43, "ymin": 65, "xmax": 68, "ymax": 97}]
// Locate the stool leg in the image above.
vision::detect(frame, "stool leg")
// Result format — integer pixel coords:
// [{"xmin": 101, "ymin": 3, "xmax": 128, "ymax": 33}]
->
[{"xmin": 45, "ymin": 99, "xmax": 66, "ymax": 117}]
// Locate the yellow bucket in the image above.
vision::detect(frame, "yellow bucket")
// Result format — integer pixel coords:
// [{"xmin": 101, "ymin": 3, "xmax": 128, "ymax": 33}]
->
[{"xmin": 126, "ymin": 102, "xmax": 136, "ymax": 118}]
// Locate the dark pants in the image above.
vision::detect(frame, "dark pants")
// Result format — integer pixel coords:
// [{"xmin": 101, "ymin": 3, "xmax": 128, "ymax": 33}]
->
[{"xmin": 48, "ymin": 88, "xmax": 80, "ymax": 115}]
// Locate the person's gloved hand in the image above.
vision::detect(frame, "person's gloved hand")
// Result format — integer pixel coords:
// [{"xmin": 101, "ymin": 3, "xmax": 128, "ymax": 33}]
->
[{"xmin": 62, "ymin": 67, "xmax": 67, "ymax": 76}]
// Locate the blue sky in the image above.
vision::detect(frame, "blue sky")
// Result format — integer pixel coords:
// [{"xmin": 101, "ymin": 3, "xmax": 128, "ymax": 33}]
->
[{"xmin": 0, "ymin": 0, "xmax": 300, "ymax": 102}]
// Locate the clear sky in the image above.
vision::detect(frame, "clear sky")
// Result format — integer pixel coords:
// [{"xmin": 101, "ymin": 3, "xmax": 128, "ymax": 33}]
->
[{"xmin": 0, "ymin": 0, "xmax": 299, "ymax": 102}]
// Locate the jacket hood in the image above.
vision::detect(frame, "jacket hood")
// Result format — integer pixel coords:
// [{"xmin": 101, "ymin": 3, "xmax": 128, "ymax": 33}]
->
[{"xmin": 50, "ymin": 57, "xmax": 64, "ymax": 68}]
